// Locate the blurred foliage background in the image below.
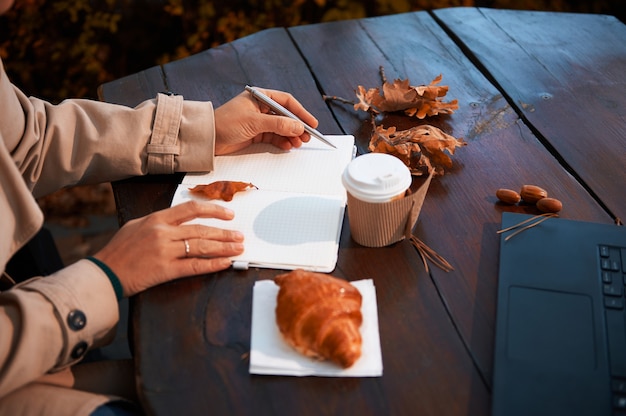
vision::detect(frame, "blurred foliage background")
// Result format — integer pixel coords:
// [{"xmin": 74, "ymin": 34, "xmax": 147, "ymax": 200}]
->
[{"xmin": 1, "ymin": 0, "xmax": 623, "ymax": 103}]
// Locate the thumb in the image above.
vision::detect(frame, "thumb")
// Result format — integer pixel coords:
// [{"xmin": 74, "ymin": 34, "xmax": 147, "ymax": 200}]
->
[{"xmin": 258, "ymin": 113, "xmax": 305, "ymax": 137}]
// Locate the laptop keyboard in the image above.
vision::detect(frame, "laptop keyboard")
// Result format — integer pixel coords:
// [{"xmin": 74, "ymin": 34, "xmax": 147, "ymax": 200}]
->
[{"xmin": 599, "ymin": 245, "xmax": 626, "ymax": 414}]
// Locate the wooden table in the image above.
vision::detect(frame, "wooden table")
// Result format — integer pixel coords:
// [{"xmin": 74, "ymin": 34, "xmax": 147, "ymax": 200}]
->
[{"xmin": 99, "ymin": 7, "xmax": 626, "ymax": 415}]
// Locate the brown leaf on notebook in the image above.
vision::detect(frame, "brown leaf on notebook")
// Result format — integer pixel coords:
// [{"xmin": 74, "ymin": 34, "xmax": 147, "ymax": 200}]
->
[
  {"xmin": 369, "ymin": 124, "xmax": 466, "ymax": 176},
  {"xmin": 189, "ymin": 181, "xmax": 257, "ymax": 201},
  {"xmin": 354, "ymin": 75, "xmax": 459, "ymax": 119}
]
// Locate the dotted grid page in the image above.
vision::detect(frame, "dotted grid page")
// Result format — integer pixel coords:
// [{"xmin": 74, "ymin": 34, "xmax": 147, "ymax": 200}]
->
[
  {"xmin": 173, "ymin": 135, "xmax": 354, "ymax": 271},
  {"xmin": 182, "ymin": 135, "xmax": 355, "ymax": 198},
  {"xmin": 171, "ymin": 186, "xmax": 345, "ymax": 272}
]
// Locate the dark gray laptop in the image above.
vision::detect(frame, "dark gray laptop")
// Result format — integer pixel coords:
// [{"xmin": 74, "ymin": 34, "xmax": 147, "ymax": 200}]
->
[{"xmin": 492, "ymin": 212, "xmax": 626, "ymax": 416}]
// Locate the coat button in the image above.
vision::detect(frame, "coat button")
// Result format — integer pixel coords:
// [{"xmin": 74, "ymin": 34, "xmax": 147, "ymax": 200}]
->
[
  {"xmin": 67, "ymin": 310, "xmax": 87, "ymax": 331},
  {"xmin": 70, "ymin": 341, "xmax": 88, "ymax": 359}
]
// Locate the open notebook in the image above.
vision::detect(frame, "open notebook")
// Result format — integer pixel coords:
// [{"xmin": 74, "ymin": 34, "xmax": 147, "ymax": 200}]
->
[{"xmin": 171, "ymin": 135, "xmax": 356, "ymax": 272}]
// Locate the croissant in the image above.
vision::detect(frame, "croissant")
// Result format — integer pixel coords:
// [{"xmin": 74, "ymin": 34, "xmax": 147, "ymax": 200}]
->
[{"xmin": 274, "ymin": 269, "xmax": 363, "ymax": 368}]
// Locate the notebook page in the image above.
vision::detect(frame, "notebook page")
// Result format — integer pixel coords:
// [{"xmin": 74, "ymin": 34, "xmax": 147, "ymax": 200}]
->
[
  {"xmin": 171, "ymin": 188, "xmax": 345, "ymax": 272},
  {"xmin": 182, "ymin": 135, "xmax": 355, "ymax": 197},
  {"xmin": 171, "ymin": 135, "xmax": 354, "ymax": 271}
]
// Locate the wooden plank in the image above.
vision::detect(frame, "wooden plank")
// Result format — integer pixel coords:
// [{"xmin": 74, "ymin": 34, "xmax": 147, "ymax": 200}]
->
[
  {"xmin": 433, "ymin": 7, "xmax": 626, "ymax": 222},
  {"xmin": 97, "ymin": 65, "xmax": 165, "ymax": 107},
  {"xmin": 160, "ymin": 27, "xmax": 340, "ymax": 134},
  {"xmin": 289, "ymin": 10, "xmax": 613, "ymax": 384}
]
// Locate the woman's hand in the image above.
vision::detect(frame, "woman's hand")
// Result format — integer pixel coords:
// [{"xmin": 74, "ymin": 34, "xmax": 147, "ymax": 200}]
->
[
  {"xmin": 93, "ymin": 200, "xmax": 244, "ymax": 297},
  {"xmin": 214, "ymin": 88, "xmax": 319, "ymax": 155}
]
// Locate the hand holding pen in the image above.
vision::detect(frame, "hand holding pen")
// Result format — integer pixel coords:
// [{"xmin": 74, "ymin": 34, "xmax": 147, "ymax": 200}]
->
[
  {"xmin": 245, "ymin": 86, "xmax": 336, "ymax": 149},
  {"xmin": 213, "ymin": 86, "xmax": 326, "ymax": 155}
]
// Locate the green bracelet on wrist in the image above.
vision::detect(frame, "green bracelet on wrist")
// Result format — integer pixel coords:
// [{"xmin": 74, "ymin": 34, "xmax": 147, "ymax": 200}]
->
[{"xmin": 86, "ymin": 256, "xmax": 124, "ymax": 301}]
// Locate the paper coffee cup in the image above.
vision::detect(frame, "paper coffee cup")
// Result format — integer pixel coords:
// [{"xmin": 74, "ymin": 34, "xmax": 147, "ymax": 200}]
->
[
  {"xmin": 342, "ymin": 153, "xmax": 432, "ymax": 247},
  {"xmin": 342, "ymin": 153, "xmax": 412, "ymax": 203}
]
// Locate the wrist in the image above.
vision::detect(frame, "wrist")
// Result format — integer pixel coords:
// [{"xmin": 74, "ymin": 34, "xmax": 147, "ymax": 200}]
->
[{"xmin": 85, "ymin": 256, "xmax": 124, "ymax": 300}]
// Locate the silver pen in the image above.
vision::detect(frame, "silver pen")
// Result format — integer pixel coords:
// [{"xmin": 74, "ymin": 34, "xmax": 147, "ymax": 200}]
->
[{"xmin": 245, "ymin": 85, "xmax": 336, "ymax": 149}]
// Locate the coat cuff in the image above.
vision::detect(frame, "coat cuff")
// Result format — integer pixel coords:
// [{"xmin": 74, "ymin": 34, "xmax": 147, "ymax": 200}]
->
[
  {"xmin": 19, "ymin": 260, "xmax": 119, "ymax": 369},
  {"xmin": 146, "ymin": 93, "xmax": 215, "ymax": 174}
]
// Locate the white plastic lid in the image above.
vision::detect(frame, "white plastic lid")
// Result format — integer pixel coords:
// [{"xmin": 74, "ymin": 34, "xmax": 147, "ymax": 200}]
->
[{"xmin": 342, "ymin": 153, "xmax": 412, "ymax": 203}]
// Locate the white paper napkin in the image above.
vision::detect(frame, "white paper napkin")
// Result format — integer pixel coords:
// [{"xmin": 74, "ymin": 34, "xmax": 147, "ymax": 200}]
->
[{"xmin": 249, "ymin": 279, "xmax": 383, "ymax": 377}]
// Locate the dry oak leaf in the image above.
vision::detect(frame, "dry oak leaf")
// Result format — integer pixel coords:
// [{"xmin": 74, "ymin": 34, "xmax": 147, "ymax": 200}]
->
[
  {"xmin": 354, "ymin": 75, "xmax": 459, "ymax": 119},
  {"xmin": 189, "ymin": 181, "xmax": 257, "ymax": 201},
  {"xmin": 369, "ymin": 124, "xmax": 466, "ymax": 176}
]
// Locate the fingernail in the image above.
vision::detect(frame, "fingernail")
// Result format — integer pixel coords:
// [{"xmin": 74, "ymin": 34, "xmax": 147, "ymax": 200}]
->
[
  {"xmin": 233, "ymin": 231, "xmax": 244, "ymax": 241},
  {"xmin": 291, "ymin": 121, "xmax": 304, "ymax": 135}
]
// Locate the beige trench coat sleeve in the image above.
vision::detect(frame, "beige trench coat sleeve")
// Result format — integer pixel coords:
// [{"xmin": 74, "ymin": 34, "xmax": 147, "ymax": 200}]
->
[
  {"xmin": 1, "ymin": 57, "xmax": 216, "ymax": 263},
  {"xmin": 2, "ymin": 61, "xmax": 215, "ymax": 199},
  {"xmin": 0, "ymin": 56, "xmax": 217, "ymax": 403},
  {"xmin": 0, "ymin": 261, "xmax": 118, "ymax": 399}
]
